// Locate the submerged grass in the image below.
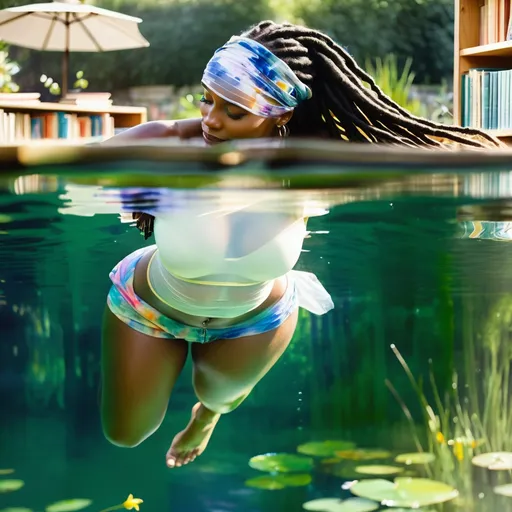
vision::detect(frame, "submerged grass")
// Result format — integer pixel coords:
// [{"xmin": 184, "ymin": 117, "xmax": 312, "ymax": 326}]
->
[{"xmin": 386, "ymin": 295, "xmax": 512, "ymax": 509}]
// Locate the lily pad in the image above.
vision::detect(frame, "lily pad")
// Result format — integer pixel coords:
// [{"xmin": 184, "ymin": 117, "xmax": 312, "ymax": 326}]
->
[
  {"xmin": 0, "ymin": 509, "xmax": 33, "ymax": 512},
  {"xmin": 350, "ymin": 477, "xmax": 458, "ymax": 508},
  {"xmin": 335, "ymin": 450, "xmax": 392, "ymax": 461},
  {"xmin": 0, "ymin": 470, "xmax": 14, "ymax": 475},
  {"xmin": 355, "ymin": 465, "xmax": 404, "ymax": 475},
  {"xmin": 389, "ymin": 509, "xmax": 436, "ymax": 512},
  {"xmin": 0, "ymin": 480, "xmax": 24, "ymax": 493},
  {"xmin": 494, "ymin": 484, "xmax": 512, "ymax": 497},
  {"xmin": 303, "ymin": 497, "xmax": 379, "ymax": 512},
  {"xmin": 297, "ymin": 441, "xmax": 356, "ymax": 457},
  {"xmin": 320, "ymin": 464, "xmax": 360, "ymax": 480},
  {"xmin": 472, "ymin": 452, "xmax": 512, "ymax": 470},
  {"xmin": 395, "ymin": 453, "xmax": 435, "ymax": 465},
  {"xmin": 249, "ymin": 453, "xmax": 314, "ymax": 473},
  {"xmin": 245, "ymin": 473, "xmax": 312, "ymax": 490},
  {"xmin": 45, "ymin": 500, "xmax": 92, "ymax": 512}
]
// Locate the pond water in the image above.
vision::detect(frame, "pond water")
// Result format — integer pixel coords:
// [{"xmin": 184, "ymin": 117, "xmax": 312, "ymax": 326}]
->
[{"xmin": 1, "ymin": 140, "xmax": 512, "ymax": 512}]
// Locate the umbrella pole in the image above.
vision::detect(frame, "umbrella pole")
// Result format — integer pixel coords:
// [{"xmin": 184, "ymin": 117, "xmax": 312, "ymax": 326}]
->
[
  {"xmin": 62, "ymin": 15, "xmax": 70, "ymax": 97},
  {"xmin": 62, "ymin": 48, "xmax": 69, "ymax": 97}
]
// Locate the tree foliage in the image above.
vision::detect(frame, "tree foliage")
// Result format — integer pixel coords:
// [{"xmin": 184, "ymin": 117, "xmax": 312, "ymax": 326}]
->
[
  {"xmin": 4, "ymin": 0, "xmax": 454, "ymax": 92},
  {"xmin": 297, "ymin": 0, "xmax": 454, "ymax": 85},
  {"xmin": 13, "ymin": 0, "xmax": 274, "ymax": 92}
]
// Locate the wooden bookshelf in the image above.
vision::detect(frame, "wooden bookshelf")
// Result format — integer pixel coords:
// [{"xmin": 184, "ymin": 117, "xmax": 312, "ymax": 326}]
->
[
  {"xmin": 454, "ymin": 0, "xmax": 512, "ymax": 143},
  {"xmin": 0, "ymin": 101, "xmax": 147, "ymax": 145}
]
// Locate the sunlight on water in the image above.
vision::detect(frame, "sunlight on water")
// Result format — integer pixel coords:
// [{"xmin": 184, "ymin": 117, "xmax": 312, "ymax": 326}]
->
[{"xmin": 2, "ymin": 142, "xmax": 512, "ymax": 511}]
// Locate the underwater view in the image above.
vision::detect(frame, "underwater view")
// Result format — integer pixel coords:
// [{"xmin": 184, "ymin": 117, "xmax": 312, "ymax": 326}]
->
[{"xmin": 3, "ymin": 140, "xmax": 512, "ymax": 512}]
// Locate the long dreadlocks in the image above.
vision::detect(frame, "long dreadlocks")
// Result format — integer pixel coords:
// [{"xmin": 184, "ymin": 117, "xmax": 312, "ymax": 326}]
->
[
  {"xmin": 134, "ymin": 20, "xmax": 504, "ymax": 239},
  {"xmin": 243, "ymin": 20, "xmax": 503, "ymax": 150}
]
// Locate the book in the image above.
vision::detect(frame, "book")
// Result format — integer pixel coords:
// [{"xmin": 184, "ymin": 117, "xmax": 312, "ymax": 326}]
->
[
  {"xmin": 479, "ymin": 0, "xmax": 512, "ymax": 44},
  {"xmin": 0, "ymin": 92, "xmax": 41, "ymax": 103},
  {"xmin": 461, "ymin": 67, "xmax": 512, "ymax": 130}
]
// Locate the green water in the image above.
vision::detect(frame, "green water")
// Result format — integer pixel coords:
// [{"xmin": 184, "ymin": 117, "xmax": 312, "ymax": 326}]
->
[{"xmin": 2, "ymin": 142, "xmax": 512, "ymax": 512}]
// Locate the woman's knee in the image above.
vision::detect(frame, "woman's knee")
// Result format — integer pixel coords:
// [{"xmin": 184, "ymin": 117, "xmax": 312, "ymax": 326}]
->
[
  {"xmin": 192, "ymin": 370, "xmax": 251, "ymax": 414},
  {"xmin": 102, "ymin": 414, "xmax": 160, "ymax": 448},
  {"xmin": 194, "ymin": 390, "xmax": 250, "ymax": 415}
]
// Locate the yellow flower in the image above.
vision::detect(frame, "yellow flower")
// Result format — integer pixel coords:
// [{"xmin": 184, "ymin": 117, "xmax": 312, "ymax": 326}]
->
[
  {"xmin": 453, "ymin": 441, "xmax": 464, "ymax": 461},
  {"xmin": 123, "ymin": 494, "xmax": 143, "ymax": 511},
  {"xmin": 436, "ymin": 432, "xmax": 445, "ymax": 444}
]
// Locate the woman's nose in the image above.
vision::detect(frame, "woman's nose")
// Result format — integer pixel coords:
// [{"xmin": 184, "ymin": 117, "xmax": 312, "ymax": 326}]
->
[{"xmin": 202, "ymin": 105, "xmax": 223, "ymax": 130}]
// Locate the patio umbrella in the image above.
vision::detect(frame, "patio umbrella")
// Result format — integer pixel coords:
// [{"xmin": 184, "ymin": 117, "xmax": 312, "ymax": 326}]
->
[{"xmin": 0, "ymin": 0, "xmax": 149, "ymax": 95}]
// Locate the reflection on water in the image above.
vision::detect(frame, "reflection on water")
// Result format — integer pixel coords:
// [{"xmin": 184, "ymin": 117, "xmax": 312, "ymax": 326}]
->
[{"xmin": 3, "ymin": 149, "xmax": 512, "ymax": 511}]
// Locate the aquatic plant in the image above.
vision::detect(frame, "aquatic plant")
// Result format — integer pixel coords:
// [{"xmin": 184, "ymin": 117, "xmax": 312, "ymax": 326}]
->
[
  {"xmin": 99, "ymin": 494, "xmax": 143, "ymax": 512},
  {"xmin": 472, "ymin": 295, "xmax": 512, "ymax": 453},
  {"xmin": 247, "ymin": 441, "xmax": 456, "ymax": 507},
  {"xmin": 302, "ymin": 497, "xmax": 378, "ymax": 511},
  {"xmin": 297, "ymin": 441, "xmax": 356, "ymax": 457},
  {"xmin": 45, "ymin": 500, "xmax": 92, "ymax": 512},
  {"xmin": 249, "ymin": 453, "xmax": 314, "ymax": 473},
  {"xmin": 353, "ymin": 465, "xmax": 403, "ymax": 476},
  {"xmin": 334, "ymin": 450, "xmax": 392, "ymax": 461},
  {"xmin": 386, "ymin": 299, "xmax": 512, "ymax": 510},
  {"xmin": 0, "ymin": 472, "xmax": 141, "ymax": 512},
  {"xmin": 0, "ymin": 480, "xmax": 24, "ymax": 493},
  {"xmin": 245, "ymin": 473, "xmax": 312, "ymax": 490},
  {"xmin": 246, "ymin": 452, "xmax": 315, "ymax": 490},
  {"xmin": 348, "ymin": 477, "xmax": 458, "ymax": 508}
]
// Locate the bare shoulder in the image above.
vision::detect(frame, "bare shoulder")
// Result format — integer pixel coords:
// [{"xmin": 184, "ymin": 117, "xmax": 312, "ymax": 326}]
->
[{"xmin": 102, "ymin": 117, "xmax": 202, "ymax": 144}]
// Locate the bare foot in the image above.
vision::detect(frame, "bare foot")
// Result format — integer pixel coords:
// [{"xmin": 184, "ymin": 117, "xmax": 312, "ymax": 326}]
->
[{"xmin": 166, "ymin": 402, "xmax": 220, "ymax": 468}]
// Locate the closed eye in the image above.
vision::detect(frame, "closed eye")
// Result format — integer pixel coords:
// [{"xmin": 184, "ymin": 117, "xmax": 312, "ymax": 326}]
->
[{"xmin": 226, "ymin": 110, "xmax": 246, "ymax": 120}]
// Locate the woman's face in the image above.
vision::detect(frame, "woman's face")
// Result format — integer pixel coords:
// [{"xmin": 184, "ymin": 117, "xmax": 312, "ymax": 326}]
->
[{"xmin": 199, "ymin": 85, "xmax": 286, "ymax": 145}]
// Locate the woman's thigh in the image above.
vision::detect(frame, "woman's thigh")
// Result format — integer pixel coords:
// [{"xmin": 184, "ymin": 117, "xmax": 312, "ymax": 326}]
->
[
  {"xmin": 190, "ymin": 309, "xmax": 298, "ymax": 413},
  {"xmin": 101, "ymin": 306, "xmax": 189, "ymax": 447}
]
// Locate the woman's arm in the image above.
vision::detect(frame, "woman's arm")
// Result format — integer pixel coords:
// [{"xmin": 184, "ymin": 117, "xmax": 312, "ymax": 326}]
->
[{"xmin": 102, "ymin": 117, "xmax": 203, "ymax": 144}]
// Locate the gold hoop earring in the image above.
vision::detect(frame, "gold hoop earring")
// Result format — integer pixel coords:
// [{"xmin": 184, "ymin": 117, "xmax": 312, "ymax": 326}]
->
[{"xmin": 277, "ymin": 124, "xmax": 290, "ymax": 138}]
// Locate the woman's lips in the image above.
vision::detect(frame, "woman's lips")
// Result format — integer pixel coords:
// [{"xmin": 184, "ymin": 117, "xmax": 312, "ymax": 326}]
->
[{"xmin": 202, "ymin": 130, "xmax": 227, "ymax": 144}]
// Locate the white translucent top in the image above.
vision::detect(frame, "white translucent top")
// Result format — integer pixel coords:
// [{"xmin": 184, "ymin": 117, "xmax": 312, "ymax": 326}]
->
[{"xmin": 148, "ymin": 201, "xmax": 328, "ymax": 317}]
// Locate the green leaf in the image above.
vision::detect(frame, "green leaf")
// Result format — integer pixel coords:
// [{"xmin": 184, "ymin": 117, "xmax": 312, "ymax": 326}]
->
[
  {"xmin": 395, "ymin": 452, "xmax": 435, "ymax": 465},
  {"xmin": 0, "ymin": 480, "xmax": 24, "ymax": 493},
  {"xmin": 350, "ymin": 477, "xmax": 458, "ymax": 508},
  {"xmin": 45, "ymin": 499, "xmax": 92, "ymax": 512},
  {"xmin": 297, "ymin": 441, "xmax": 356, "ymax": 457},
  {"xmin": 249, "ymin": 453, "xmax": 314, "ymax": 473},
  {"xmin": 0, "ymin": 508, "xmax": 33, "ymax": 512},
  {"xmin": 472, "ymin": 452, "xmax": 512, "ymax": 470},
  {"xmin": 335, "ymin": 450, "xmax": 392, "ymax": 461},
  {"xmin": 494, "ymin": 483, "xmax": 512, "ymax": 497},
  {"xmin": 389, "ymin": 509, "xmax": 436, "ymax": 512},
  {"xmin": 302, "ymin": 497, "xmax": 379, "ymax": 511},
  {"xmin": 245, "ymin": 473, "xmax": 312, "ymax": 490},
  {"xmin": 355, "ymin": 465, "xmax": 404, "ymax": 475},
  {"xmin": 0, "ymin": 469, "xmax": 14, "ymax": 475}
]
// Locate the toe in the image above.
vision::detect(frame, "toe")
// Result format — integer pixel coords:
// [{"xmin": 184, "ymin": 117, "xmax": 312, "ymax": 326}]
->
[{"xmin": 177, "ymin": 452, "xmax": 189, "ymax": 467}]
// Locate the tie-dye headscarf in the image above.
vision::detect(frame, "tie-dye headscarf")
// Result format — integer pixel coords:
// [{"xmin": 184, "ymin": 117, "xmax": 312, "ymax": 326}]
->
[{"xmin": 201, "ymin": 36, "xmax": 312, "ymax": 118}]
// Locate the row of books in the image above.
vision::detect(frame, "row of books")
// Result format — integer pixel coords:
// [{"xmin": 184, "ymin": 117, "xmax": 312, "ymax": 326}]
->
[
  {"xmin": 461, "ymin": 68, "xmax": 512, "ymax": 129},
  {"xmin": 0, "ymin": 110, "xmax": 115, "ymax": 143},
  {"xmin": 0, "ymin": 91, "xmax": 113, "ymax": 108},
  {"xmin": 479, "ymin": 0, "xmax": 512, "ymax": 45}
]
